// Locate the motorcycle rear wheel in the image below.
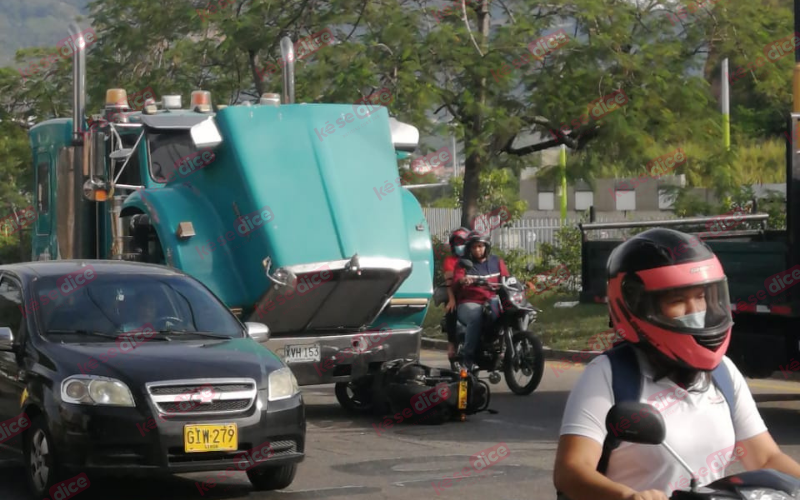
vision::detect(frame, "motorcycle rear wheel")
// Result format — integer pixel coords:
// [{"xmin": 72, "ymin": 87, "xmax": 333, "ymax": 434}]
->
[
  {"xmin": 503, "ymin": 330, "xmax": 544, "ymax": 395},
  {"xmin": 335, "ymin": 381, "xmax": 374, "ymax": 413}
]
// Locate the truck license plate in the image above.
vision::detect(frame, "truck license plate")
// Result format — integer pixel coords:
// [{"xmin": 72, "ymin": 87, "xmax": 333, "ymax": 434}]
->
[
  {"xmin": 184, "ymin": 424, "xmax": 237, "ymax": 453},
  {"xmin": 284, "ymin": 344, "xmax": 320, "ymax": 363}
]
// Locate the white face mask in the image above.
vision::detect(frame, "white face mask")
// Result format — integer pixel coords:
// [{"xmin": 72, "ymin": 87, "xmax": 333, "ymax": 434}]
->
[
  {"xmin": 454, "ymin": 245, "xmax": 465, "ymax": 256},
  {"xmin": 674, "ymin": 311, "xmax": 705, "ymax": 329}
]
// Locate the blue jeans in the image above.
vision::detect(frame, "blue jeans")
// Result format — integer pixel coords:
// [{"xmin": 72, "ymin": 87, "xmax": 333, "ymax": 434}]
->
[{"xmin": 457, "ymin": 297, "xmax": 501, "ymax": 366}]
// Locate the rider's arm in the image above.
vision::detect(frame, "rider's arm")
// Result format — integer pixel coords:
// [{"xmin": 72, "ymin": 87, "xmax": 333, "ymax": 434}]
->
[
  {"xmin": 737, "ymin": 432, "xmax": 800, "ymax": 477},
  {"xmin": 453, "ymin": 264, "xmax": 467, "ymax": 287},
  {"xmin": 499, "ymin": 259, "xmax": 510, "ymax": 277},
  {"xmin": 554, "ymin": 436, "xmax": 637, "ymax": 500},
  {"xmin": 444, "ymin": 269, "xmax": 457, "ymax": 303},
  {"xmin": 722, "ymin": 358, "xmax": 800, "ymax": 476},
  {"xmin": 554, "ymin": 357, "xmax": 648, "ymax": 500}
]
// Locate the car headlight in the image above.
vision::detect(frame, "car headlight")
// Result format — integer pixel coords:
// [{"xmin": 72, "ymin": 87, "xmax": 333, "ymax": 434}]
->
[
  {"xmin": 739, "ymin": 489, "xmax": 796, "ymax": 500},
  {"xmin": 61, "ymin": 375, "xmax": 135, "ymax": 407},
  {"xmin": 268, "ymin": 367, "xmax": 299, "ymax": 401}
]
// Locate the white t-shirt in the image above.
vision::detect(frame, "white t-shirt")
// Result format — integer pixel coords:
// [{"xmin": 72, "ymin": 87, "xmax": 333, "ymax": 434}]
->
[{"xmin": 559, "ymin": 349, "xmax": 768, "ymax": 496}]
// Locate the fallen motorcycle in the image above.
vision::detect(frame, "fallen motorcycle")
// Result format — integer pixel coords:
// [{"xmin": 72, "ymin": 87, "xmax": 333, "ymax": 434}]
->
[
  {"xmin": 437, "ymin": 259, "xmax": 545, "ymax": 395},
  {"xmin": 335, "ymin": 359, "xmax": 492, "ymax": 424}
]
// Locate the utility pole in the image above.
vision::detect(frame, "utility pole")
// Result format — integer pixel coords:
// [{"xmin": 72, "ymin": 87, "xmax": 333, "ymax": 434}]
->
[{"xmin": 722, "ymin": 58, "xmax": 730, "ymax": 151}]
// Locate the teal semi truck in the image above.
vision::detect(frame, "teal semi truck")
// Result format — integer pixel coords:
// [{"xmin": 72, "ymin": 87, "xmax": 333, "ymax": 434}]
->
[{"xmin": 27, "ymin": 27, "xmax": 433, "ymax": 405}]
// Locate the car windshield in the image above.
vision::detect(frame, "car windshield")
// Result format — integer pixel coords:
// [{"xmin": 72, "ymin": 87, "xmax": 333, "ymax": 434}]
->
[{"xmin": 31, "ymin": 273, "xmax": 244, "ymax": 340}]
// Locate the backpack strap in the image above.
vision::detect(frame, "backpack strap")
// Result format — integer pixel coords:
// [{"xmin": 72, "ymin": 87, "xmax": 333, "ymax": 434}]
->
[
  {"xmin": 711, "ymin": 359, "xmax": 736, "ymax": 423},
  {"xmin": 597, "ymin": 343, "xmax": 641, "ymax": 475},
  {"xmin": 555, "ymin": 343, "xmax": 641, "ymax": 500}
]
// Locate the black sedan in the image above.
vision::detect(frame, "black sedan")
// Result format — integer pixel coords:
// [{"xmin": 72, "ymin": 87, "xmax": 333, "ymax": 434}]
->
[{"xmin": 0, "ymin": 261, "xmax": 305, "ymax": 499}]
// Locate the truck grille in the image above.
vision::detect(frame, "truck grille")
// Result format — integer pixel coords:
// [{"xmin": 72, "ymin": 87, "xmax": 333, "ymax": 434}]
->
[{"xmin": 145, "ymin": 378, "xmax": 257, "ymax": 416}]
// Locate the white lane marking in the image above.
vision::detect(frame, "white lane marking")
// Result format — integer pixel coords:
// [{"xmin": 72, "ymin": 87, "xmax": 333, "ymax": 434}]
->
[{"xmin": 275, "ymin": 485, "xmax": 371, "ymax": 494}]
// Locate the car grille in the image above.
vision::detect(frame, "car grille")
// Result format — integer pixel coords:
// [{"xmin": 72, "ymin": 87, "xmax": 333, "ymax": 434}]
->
[{"xmin": 145, "ymin": 378, "xmax": 257, "ymax": 416}]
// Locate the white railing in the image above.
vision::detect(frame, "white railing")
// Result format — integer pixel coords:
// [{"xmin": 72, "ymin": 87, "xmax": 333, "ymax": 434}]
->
[{"xmin": 422, "ymin": 207, "xmax": 678, "ymax": 256}]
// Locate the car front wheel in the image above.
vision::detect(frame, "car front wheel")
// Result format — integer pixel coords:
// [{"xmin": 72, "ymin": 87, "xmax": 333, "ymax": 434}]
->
[
  {"xmin": 246, "ymin": 463, "xmax": 297, "ymax": 491},
  {"xmin": 24, "ymin": 416, "xmax": 64, "ymax": 499}
]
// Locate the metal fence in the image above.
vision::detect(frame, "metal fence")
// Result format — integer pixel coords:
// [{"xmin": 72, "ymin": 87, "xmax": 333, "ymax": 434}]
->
[{"xmin": 422, "ymin": 207, "xmax": 679, "ymax": 257}]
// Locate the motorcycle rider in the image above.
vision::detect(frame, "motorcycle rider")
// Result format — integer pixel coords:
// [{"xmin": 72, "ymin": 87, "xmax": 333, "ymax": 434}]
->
[
  {"xmin": 444, "ymin": 227, "xmax": 471, "ymax": 359},
  {"xmin": 553, "ymin": 228, "xmax": 800, "ymax": 500},
  {"xmin": 452, "ymin": 230, "xmax": 509, "ymax": 370}
]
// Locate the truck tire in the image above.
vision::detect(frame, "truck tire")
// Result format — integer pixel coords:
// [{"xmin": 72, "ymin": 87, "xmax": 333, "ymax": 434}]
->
[{"xmin": 246, "ymin": 464, "xmax": 297, "ymax": 490}]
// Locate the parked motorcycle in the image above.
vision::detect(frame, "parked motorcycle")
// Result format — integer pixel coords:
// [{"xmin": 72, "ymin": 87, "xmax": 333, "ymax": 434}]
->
[
  {"xmin": 605, "ymin": 401, "xmax": 800, "ymax": 500},
  {"xmin": 436, "ymin": 259, "xmax": 545, "ymax": 396}
]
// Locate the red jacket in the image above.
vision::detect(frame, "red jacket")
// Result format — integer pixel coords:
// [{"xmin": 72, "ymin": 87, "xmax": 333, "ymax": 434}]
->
[{"xmin": 453, "ymin": 255, "xmax": 509, "ymax": 304}]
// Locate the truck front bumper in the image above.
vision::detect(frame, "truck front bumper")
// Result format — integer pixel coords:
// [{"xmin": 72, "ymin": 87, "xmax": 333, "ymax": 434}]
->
[{"xmin": 262, "ymin": 327, "xmax": 422, "ymax": 386}]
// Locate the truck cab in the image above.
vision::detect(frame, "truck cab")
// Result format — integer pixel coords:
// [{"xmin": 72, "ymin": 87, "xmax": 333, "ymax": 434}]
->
[{"xmin": 28, "ymin": 30, "xmax": 433, "ymax": 394}]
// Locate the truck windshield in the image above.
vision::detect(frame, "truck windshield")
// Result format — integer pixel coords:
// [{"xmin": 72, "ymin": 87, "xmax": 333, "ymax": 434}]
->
[
  {"xmin": 147, "ymin": 129, "xmax": 197, "ymax": 183},
  {"xmin": 31, "ymin": 274, "xmax": 244, "ymax": 340}
]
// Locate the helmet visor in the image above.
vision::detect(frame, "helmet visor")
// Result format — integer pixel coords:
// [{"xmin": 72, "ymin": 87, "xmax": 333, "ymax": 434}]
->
[{"xmin": 624, "ymin": 278, "xmax": 732, "ymax": 336}]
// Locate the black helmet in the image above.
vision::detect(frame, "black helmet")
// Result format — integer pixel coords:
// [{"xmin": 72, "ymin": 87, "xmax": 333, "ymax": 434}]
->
[
  {"xmin": 465, "ymin": 230, "xmax": 492, "ymax": 257},
  {"xmin": 606, "ymin": 228, "xmax": 732, "ymax": 372}
]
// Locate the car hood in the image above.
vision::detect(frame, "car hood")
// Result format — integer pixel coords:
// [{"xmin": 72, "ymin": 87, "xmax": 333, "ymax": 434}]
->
[{"xmin": 46, "ymin": 337, "xmax": 285, "ymax": 387}]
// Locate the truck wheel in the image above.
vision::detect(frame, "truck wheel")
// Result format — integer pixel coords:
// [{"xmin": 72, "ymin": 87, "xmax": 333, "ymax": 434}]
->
[
  {"xmin": 24, "ymin": 416, "xmax": 64, "ymax": 499},
  {"xmin": 335, "ymin": 381, "xmax": 373, "ymax": 413},
  {"xmin": 246, "ymin": 464, "xmax": 297, "ymax": 491}
]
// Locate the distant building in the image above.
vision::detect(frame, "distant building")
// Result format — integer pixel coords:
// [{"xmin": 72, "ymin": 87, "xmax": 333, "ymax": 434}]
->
[{"xmin": 519, "ymin": 149, "xmax": 784, "ymax": 217}]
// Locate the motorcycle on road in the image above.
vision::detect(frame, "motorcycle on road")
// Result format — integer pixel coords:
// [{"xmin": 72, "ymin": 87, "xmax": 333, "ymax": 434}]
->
[{"xmin": 437, "ymin": 259, "xmax": 545, "ymax": 396}]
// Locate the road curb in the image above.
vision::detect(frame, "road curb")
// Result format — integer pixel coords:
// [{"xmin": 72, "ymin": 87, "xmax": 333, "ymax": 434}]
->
[
  {"xmin": 421, "ymin": 337, "xmax": 603, "ymax": 363},
  {"xmin": 421, "ymin": 338, "xmax": 800, "ymax": 382}
]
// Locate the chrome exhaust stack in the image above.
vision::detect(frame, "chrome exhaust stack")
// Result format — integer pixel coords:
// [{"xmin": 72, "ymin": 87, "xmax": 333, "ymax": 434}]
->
[
  {"xmin": 280, "ymin": 36, "xmax": 295, "ymax": 104},
  {"xmin": 69, "ymin": 23, "xmax": 86, "ymax": 144}
]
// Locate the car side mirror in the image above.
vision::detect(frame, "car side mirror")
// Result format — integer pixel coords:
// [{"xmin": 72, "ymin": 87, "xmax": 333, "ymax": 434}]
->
[
  {"xmin": 0, "ymin": 327, "xmax": 14, "ymax": 351},
  {"xmin": 245, "ymin": 322, "xmax": 270, "ymax": 343},
  {"xmin": 605, "ymin": 402, "xmax": 665, "ymax": 445}
]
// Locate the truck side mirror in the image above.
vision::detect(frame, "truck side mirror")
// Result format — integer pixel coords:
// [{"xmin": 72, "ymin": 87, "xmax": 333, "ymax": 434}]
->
[
  {"xmin": 109, "ymin": 148, "xmax": 133, "ymax": 161},
  {"xmin": 389, "ymin": 117, "xmax": 419, "ymax": 153},
  {"xmin": 0, "ymin": 327, "xmax": 14, "ymax": 352}
]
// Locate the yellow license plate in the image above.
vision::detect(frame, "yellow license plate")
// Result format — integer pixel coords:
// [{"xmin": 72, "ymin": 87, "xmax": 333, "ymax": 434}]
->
[
  {"xmin": 458, "ymin": 380, "xmax": 468, "ymax": 410},
  {"xmin": 184, "ymin": 424, "xmax": 238, "ymax": 453}
]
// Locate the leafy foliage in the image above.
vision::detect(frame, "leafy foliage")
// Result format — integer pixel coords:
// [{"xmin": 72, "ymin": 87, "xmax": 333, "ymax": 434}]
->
[
  {"xmin": 0, "ymin": 0, "xmax": 798, "ymax": 267},
  {"xmin": 532, "ymin": 225, "xmax": 582, "ymax": 294}
]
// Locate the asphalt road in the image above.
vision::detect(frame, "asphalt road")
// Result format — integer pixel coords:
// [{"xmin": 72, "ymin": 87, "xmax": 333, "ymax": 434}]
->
[{"xmin": 3, "ymin": 350, "xmax": 800, "ymax": 500}]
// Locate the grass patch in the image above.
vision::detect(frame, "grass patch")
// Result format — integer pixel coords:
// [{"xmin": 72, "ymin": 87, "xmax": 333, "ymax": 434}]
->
[
  {"xmin": 421, "ymin": 291, "xmax": 611, "ymax": 351},
  {"xmin": 529, "ymin": 293, "xmax": 611, "ymax": 351}
]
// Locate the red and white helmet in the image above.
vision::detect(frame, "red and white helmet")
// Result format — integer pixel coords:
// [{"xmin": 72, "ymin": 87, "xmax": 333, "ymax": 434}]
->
[{"xmin": 606, "ymin": 228, "xmax": 733, "ymax": 371}]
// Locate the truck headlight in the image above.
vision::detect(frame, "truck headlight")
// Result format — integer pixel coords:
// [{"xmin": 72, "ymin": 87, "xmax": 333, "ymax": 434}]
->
[
  {"xmin": 268, "ymin": 367, "xmax": 299, "ymax": 401},
  {"xmin": 62, "ymin": 375, "xmax": 135, "ymax": 407}
]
